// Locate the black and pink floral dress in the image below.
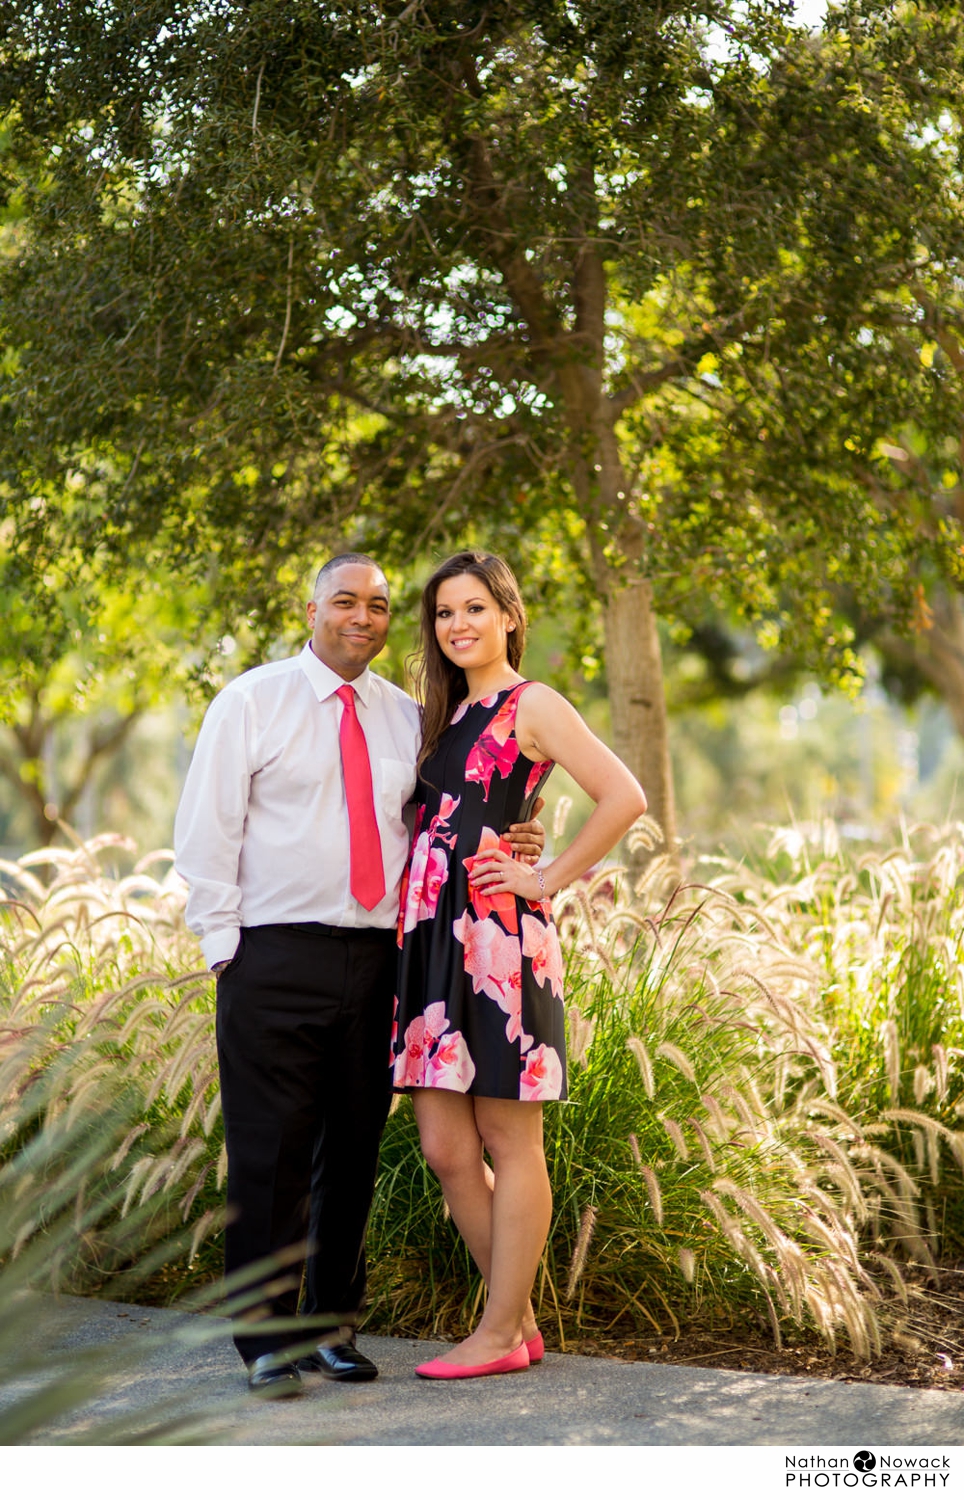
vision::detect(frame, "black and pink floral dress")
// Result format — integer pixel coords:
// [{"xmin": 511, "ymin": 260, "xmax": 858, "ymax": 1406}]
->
[{"xmin": 391, "ymin": 683, "xmax": 567, "ymax": 1102}]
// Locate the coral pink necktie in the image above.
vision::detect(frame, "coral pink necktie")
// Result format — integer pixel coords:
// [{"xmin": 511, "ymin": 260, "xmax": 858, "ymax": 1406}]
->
[{"xmin": 336, "ymin": 683, "xmax": 386, "ymax": 911}]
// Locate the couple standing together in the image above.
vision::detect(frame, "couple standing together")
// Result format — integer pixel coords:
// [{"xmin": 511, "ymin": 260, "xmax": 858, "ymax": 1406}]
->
[{"xmin": 174, "ymin": 549, "xmax": 646, "ymax": 1396}]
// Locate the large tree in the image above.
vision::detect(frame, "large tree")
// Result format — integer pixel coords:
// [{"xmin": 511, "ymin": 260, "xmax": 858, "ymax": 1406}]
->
[
  {"xmin": 0, "ymin": 526, "xmax": 215, "ymax": 845},
  {"xmin": 854, "ymin": 309, "xmax": 964, "ymax": 740},
  {"xmin": 2, "ymin": 1, "xmax": 964, "ymax": 846}
]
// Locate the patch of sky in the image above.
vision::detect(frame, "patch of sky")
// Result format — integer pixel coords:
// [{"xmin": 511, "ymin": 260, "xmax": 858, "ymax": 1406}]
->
[
  {"xmin": 444, "ymin": 262, "xmax": 491, "ymax": 294},
  {"xmin": 408, "ymin": 168, "xmax": 446, "ymax": 197},
  {"xmin": 405, "ymin": 353, "xmax": 461, "ymax": 387},
  {"xmin": 702, "ymin": 1, "xmax": 827, "ymax": 69},
  {"xmin": 556, "ymin": 74, "xmax": 592, "ymax": 98},
  {"xmin": 138, "ymin": 0, "xmax": 231, "ymax": 57},
  {"xmin": 340, "ymin": 64, "xmax": 380, "ymax": 91},
  {"xmin": 183, "ymin": 0, "xmax": 233, "ymax": 28},
  {"xmin": 603, "ymin": 331, "xmax": 628, "ymax": 376},
  {"xmin": 595, "ymin": 165, "xmax": 641, "ymax": 196},
  {"xmin": 521, "ymin": 383, "xmax": 548, "ymax": 411},
  {"xmin": 787, "ymin": 0, "xmax": 828, "ymax": 31},
  {"xmin": 403, "ymin": 352, "xmax": 549, "ymax": 418},
  {"xmin": 906, "ymin": 115, "xmax": 958, "ymax": 161},
  {"xmin": 323, "ymin": 306, "xmax": 357, "ymax": 332}
]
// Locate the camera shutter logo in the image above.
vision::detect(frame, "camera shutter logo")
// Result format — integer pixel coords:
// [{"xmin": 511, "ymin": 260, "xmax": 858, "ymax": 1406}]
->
[{"xmin": 853, "ymin": 1452, "xmax": 876, "ymax": 1473}]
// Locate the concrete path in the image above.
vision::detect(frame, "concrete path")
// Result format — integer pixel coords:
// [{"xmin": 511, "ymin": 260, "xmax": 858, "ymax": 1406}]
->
[{"xmin": 4, "ymin": 1295, "xmax": 963, "ymax": 1446}]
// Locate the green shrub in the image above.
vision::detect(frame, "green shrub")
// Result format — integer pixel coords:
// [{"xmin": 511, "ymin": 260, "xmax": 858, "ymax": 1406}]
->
[
  {"xmin": 3, "ymin": 824, "xmax": 964, "ymax": 1359},
  {"xmin": 0, "ymin": 837, "xmax": 223, "ymax": 1294},
  {"xmin": 710, "ymin": 821, "xmax": 964, "ymax": 1260},
  {"xmin": 369, "ymin": 869, "xmax": 902, "ymax": 1357}
]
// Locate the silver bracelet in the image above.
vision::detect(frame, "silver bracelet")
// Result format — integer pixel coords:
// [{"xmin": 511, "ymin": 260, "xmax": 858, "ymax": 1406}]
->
[{"xmin": 535, "ymin": 867, "xmax": 546, "ymax": 900}]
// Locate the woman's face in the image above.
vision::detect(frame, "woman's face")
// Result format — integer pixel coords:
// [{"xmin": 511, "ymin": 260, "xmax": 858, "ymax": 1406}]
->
[{"xmin": 434, "ymin": 573, "xmax": 514, "ymax": 672}]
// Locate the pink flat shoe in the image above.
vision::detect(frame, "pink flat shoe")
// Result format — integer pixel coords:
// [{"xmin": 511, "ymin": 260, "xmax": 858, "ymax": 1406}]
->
[
  {"xmin": 525, "ymin": 1332, "xmax": 545, "ymax": 1363},
  {"xmin": 415, "ymin": 1343, "xmax": 530, "ymax": 1379}
]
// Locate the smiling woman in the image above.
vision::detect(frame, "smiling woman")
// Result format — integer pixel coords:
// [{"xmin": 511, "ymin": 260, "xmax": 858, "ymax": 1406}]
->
[{"xmin": 393, "ymin": 550, "xmax": 646, "ymax": 1380}]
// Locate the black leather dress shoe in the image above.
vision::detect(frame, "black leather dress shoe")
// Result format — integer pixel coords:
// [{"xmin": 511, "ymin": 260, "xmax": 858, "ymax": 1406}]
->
[
  {"xmin": 297, "ymin": 1342, "xmax": 378, "ymax": 1381},
  {"xmin": 247, "ymin": 1354, "xmax": 303, "ymax": 1398}
]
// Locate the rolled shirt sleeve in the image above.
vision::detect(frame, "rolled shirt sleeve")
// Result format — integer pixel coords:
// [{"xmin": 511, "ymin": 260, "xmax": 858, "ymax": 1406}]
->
[{"xmin": 174, "ymin": 687, "xmax": 252, "ymax": 969}]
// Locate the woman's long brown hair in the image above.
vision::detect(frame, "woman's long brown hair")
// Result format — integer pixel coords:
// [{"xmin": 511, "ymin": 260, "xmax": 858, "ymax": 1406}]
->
[{"xmin": 414, "ymin": 551, "xmax": 528, "ymax": 773}]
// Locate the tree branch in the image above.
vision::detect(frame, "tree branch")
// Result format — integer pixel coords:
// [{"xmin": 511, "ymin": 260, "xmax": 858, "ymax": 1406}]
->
[
  {"xmin": 271, "ymin": 236, "xmax": 295, "ymax": 378},
  {"xmin": 607, "ymin": 315, "xmax": 750, "ymax": 416},
  {"xmin": 252, "ymin": 59, "xmax": 266, "ymax": 148},
  {"xmin": 409, "ymin": 433, "xmax": 532, "ymax": 556},
  {"xmin": 59, "ymin": 710, "xmax": 145, "ymax": 821}
]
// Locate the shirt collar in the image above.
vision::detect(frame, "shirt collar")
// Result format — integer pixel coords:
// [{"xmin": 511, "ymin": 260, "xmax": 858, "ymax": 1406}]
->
[{"xmin": 299, "ymin": 640, "xmax": 373, "ymax": 706}]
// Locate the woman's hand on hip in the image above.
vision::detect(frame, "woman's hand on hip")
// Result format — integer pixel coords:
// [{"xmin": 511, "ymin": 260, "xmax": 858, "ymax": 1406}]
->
[{"xmin": 469, "ymin": 849, "xmax": 546, "ymax": 900}]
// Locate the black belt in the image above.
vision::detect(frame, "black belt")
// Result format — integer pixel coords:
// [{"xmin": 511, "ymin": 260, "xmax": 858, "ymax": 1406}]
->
[{"xmin": 270, "ymin": 921, "xmax": 395, "ymax": 940}]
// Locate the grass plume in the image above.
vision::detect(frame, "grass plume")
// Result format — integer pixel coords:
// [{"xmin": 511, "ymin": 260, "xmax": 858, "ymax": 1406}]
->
[{"xmin": 5, "ymin": 822, "xmax": 964, "ymax": 1360}]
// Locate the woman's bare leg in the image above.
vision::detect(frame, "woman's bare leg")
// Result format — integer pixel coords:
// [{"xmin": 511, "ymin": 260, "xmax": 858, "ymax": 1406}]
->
[
  {"xmin": 412, "ymin": 1090, "xmax": 541, "ymax": 1347},
  {"xmin": 412, "ymin": 1088, "xmax": 493, "ymax": 1270}
]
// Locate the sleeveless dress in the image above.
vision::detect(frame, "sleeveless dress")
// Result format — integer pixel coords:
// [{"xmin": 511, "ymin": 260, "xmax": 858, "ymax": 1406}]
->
[{"xmin": 391, "ymin": 683, "xmax": 568, "ymax": 1102}]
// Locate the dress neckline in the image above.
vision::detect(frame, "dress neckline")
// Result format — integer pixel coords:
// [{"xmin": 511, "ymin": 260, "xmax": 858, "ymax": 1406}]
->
[{"xmin": 459, "ymin": 681, "xmax": 527, "ymax": 710}]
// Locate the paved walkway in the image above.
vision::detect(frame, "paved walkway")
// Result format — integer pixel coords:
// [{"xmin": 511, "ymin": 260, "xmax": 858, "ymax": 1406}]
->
[{"xmin": 4, "ymin": 1295, "xmax": 963, "ymax": 1446}]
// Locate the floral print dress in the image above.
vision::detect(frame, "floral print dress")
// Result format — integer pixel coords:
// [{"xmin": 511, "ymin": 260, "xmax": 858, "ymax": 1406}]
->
[{"xmin": 391, "ymin": 683, "xmax": 567, "ymax": 1102}]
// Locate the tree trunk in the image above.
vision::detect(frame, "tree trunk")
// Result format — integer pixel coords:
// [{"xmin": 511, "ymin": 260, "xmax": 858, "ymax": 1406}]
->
[
  {"xmin": 603, "ymin": 573, "xmax": 679, "ymax": 863},
  {"xmin": 880, "ymin": 591, "xmax": 964, "ymax": 741},
  {"xmin": 0, "ymin": 708, "xmax": 143, "ymax": 849},
  {"xmin": 483, "ymin": 210, "xmax": 681, "ymax": 870}
]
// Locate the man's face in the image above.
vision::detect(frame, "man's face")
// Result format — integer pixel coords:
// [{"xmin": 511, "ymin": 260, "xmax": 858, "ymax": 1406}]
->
[{"xmin": 306, "ymin": 563, "xmax": 391, "ymax": 680}]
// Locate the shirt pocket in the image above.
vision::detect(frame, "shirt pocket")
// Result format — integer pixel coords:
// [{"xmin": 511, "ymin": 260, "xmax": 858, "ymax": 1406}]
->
[{"xmin": 378, "ymin": 757, "xmax": 416, "ymax": 822}]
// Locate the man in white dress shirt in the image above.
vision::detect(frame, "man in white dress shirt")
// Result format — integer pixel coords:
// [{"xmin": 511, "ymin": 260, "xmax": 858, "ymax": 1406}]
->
[{"xmin": 175, "ymin": 554, "xmax": 541, "ymax": 1397}]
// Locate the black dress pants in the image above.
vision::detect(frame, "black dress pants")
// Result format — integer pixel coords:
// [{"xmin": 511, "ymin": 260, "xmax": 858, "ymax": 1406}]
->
[{"xmin": 215, "ymin": 922, "xmax": 396, "ymax": 1364}]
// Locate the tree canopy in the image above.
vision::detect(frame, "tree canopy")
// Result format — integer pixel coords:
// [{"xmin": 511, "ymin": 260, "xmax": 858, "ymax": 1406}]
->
[
  {"xmin": 0, "ymin": 516, "xmax": 216, "ymax": 843},
  {"xmin": 3, "ymin": 1, "xmax": 964, "ymax": 840}
]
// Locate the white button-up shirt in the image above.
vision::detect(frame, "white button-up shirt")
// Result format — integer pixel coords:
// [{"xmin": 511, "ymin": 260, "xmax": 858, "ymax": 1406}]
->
[{"xmin": 174, "ymin": 642, "xmax": 420, "ymax": 967}]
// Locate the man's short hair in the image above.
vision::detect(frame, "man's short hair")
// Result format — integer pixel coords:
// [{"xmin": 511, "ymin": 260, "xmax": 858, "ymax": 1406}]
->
[{"xmin": 312, "ymin": 553, "xmax": 388, "ymax": 599}]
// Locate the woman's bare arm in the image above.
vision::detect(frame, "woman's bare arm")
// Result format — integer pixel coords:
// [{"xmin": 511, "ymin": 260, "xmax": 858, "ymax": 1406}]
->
[{"xmin": 471, "ymin": 683, "xmax": 646, "ymax": 899}]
